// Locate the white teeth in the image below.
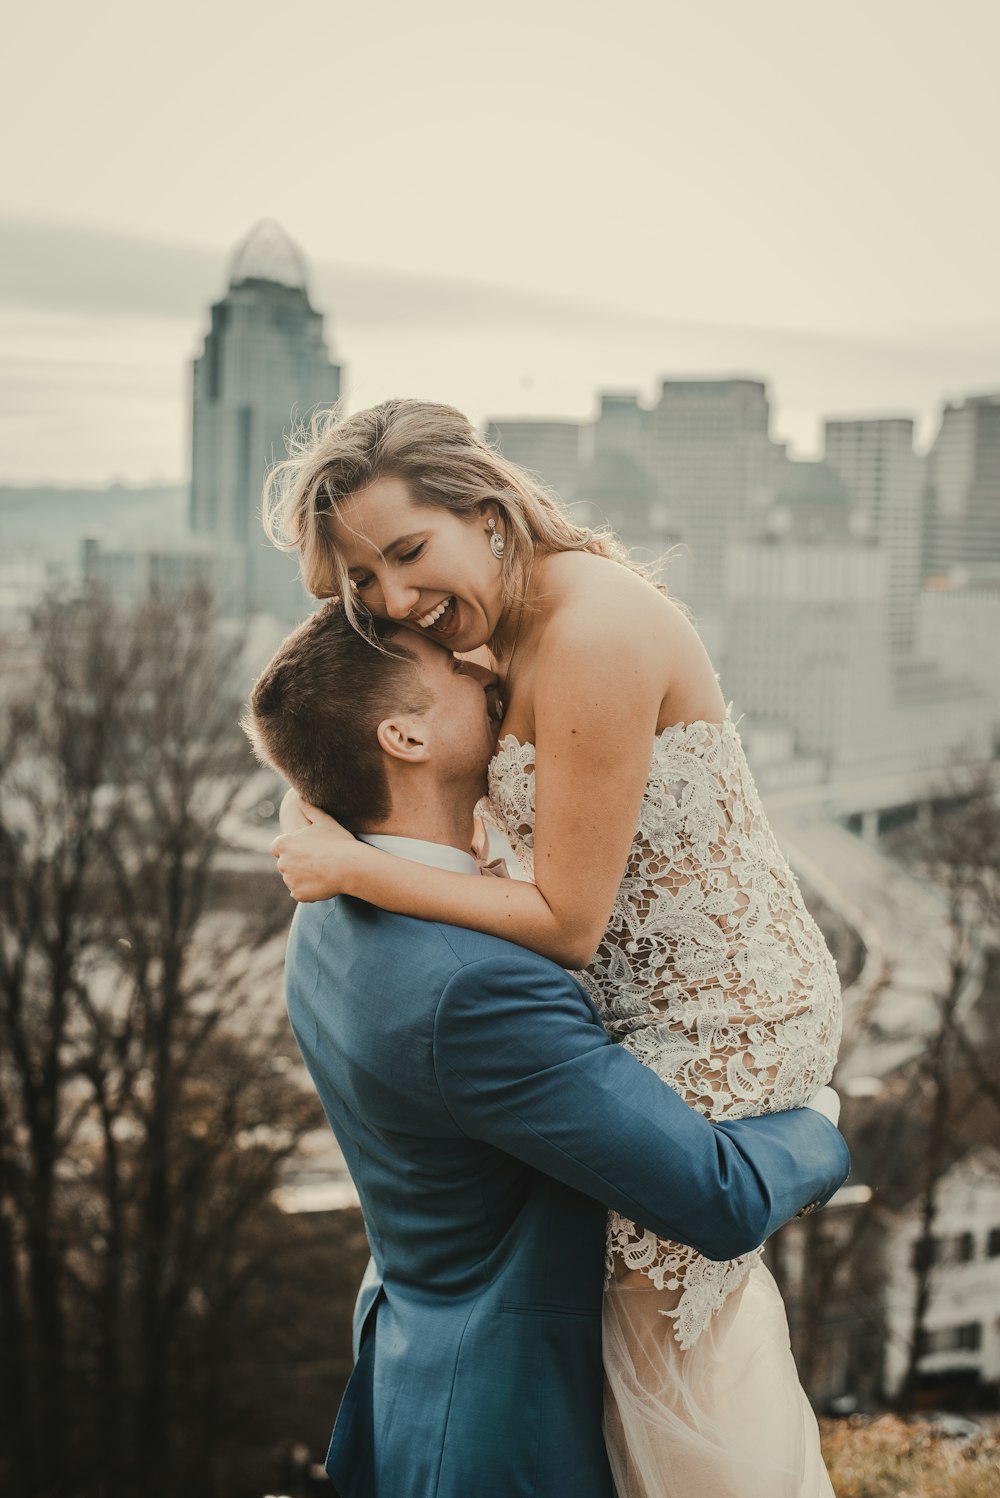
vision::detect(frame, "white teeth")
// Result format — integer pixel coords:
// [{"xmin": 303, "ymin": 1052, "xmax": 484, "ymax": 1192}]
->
[{"xmin": 417, "ymin": 598, "xmax": 452, "ymax": 629}]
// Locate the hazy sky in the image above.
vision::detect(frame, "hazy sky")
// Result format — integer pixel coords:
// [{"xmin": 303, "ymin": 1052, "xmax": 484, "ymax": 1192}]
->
[{"xmin": 2, "ymin": 0, "xmax": 998, "ymax": 483}]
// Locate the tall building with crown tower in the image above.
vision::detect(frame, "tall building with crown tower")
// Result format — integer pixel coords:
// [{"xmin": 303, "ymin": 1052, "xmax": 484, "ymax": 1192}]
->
[{"xmin": 190, "ymin": 220, "xmax": 342, "ymax": 619}]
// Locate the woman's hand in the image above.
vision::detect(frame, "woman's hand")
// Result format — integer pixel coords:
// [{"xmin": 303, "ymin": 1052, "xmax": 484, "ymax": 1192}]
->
[
  {"xmin": 270, "ymin": 802, "xmax": 358, "ymax": 902},
  {"xmin": 278, "ymin": 787, "xmax": 313, "ymax": 834}
]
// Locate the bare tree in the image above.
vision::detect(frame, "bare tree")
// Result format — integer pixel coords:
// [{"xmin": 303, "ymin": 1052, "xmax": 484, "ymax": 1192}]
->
[
  {"xmin": 0, "ymin": 587, "xmax": 318, "ymax": 1498},
  {"xmin": 769, "ymin": 772, "xmax": 1000, "ymax": 1412},
  {"xmin": 883, "ymin": 770, "xmax": 1000, "ymax": 1409},
  {"xmin": 771, "ymin": 1072, "xmax": 918, "ymax": 1408}
]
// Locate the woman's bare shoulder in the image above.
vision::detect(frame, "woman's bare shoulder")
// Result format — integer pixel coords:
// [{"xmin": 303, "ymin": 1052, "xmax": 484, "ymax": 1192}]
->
[
  {"xmin": 539, "ymin": 551, "xmax": 693, "ymax": 641},
  {"xmin": 535, "ymin": 552, "xmax": 722, "ymax": 722}
]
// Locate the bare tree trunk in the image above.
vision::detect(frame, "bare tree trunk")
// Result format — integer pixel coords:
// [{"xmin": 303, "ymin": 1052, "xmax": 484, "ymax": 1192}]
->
[
  {"xmin": 898, "ymin": 1030, "xmax": 952, "ymax": 1410},
  {"xmin": 0, "ymin": 1145, "xmax": 33, "ymax": 1490}
]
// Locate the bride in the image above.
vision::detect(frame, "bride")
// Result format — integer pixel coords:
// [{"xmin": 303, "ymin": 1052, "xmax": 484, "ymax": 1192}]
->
[{"xmin": 264, "ymin": 398, "xmax": 843, "ymax": 1497}]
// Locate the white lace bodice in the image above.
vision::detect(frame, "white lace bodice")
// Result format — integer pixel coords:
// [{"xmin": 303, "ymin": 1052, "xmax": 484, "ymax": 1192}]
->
[{"xmin": 485, "ymin": 704, "xmax": 843, "ymax": 1347}]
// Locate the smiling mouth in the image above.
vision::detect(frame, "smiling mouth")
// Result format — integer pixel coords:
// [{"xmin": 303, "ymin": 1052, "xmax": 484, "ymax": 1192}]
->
[{"xmin": 415, "ymin": 596, "xmax": 458, "ymax": 636}]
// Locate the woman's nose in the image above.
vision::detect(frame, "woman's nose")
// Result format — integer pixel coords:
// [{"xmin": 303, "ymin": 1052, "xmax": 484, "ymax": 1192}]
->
[{"xmin": 381, "ymin": 577, "xmax": 420, "ymax": 620}]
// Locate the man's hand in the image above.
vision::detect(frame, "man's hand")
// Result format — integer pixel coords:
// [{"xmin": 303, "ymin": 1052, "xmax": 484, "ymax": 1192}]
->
[
  {"xmin": 793, "ymin": 1088, "xmax": 843, "ymax": 1218},
  {"xmin": 804, "ymin": 1085, "xmax": 841, "ymax": 1127},
  {"xmin": 271, "ymin": 802, "xmax": 357, "ymax": 902}
]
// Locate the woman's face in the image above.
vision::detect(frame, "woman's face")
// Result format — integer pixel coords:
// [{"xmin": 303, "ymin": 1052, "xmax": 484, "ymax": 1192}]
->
[{"xmin": 329, "ymin": 476, "xmax": 506, "ymax": 651}]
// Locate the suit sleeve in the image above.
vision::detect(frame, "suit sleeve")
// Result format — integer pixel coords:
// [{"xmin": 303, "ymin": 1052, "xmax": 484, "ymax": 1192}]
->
[{"xmin": 433, "ymin": 954, "xmax": 850, "ymax": 1262}]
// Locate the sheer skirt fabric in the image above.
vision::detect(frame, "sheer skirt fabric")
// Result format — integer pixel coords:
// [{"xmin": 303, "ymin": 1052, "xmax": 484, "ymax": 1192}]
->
[{"xmin": 603, "ymin": 1265, "xmax": 834, "ymax": 1498}]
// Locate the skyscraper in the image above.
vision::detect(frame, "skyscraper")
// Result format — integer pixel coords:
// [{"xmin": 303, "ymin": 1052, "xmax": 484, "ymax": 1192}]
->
[
  {"xmin": 592, "ymin": 392, "xmax": 648, "ymax": 470},
  {"xmin": 724, "ymin": 534, "xmax": 887, "ymax": 774},
  {"xmin": 484, "ymin": 418, "xmax": 583, "ymax": 503},
  {"xmin": 583, "ymin": 392, "xmax": 659, "ymax": 544},
  {"xmin": 190, "ymin": 220, "xmax": 342, "ymax": 620},
  {"xmin": 645, "ymin": 379, "xmax": 774, "ymax": 622},
  {"xmin": 823, "ymin": 417, "xmax": 925, "ymax": 653},
  {"xmin": 724, "ymin": 531, "xmax": 991, "ymax": 777},
  {"xmin": 924, "ymin": 393, "xmax": 1000, "ymax": 581},
  {"xmin": 916, "ymin": 576, "xmax": 1000, "ymax": 732}
]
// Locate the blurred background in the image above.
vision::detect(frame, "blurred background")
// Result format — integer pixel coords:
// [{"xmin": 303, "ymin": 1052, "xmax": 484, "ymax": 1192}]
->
[{"xmin": 1, "ymin": 2, "xmax": 999, "ymax": 1494}]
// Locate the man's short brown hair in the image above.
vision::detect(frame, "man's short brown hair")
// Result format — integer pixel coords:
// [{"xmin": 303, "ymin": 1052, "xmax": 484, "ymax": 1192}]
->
[{"xmin": 243, "ymin": 602, "xmax": 429, "ymax": 831}]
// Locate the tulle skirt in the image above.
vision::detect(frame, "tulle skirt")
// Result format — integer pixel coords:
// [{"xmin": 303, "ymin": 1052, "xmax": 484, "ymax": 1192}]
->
[{"xmin": 603, "ymin": 1263, "xmax": 833, "ymax": 1497}]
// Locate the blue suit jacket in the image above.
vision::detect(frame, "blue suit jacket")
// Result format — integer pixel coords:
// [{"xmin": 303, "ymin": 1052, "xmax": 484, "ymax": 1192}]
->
[{"xmin": 286, "ymin": 895, "xmax": 849, "ymax": 1498}]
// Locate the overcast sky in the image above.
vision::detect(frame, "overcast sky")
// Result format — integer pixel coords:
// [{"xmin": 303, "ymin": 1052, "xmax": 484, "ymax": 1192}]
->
[{"xmin": 2, "ymin": 0, "xmax": 998, "ymax": 484}]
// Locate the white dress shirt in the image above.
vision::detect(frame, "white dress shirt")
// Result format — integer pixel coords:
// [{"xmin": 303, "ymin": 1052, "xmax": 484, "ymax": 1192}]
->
[{"xmin": 358, "ymin": 833, "xmax": 481, "ymax": 876}]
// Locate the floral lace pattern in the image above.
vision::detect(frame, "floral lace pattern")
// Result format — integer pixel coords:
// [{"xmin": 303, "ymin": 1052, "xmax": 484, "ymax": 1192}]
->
[{"xmin": 486, "ymin": 705, "xmax": 843, "ymax": 1349}]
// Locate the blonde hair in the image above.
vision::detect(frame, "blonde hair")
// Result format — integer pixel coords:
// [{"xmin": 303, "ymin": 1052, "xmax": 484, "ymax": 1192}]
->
[{"xmin": 263, "ymin": 398, "xmax": 664, "ymax": 635}]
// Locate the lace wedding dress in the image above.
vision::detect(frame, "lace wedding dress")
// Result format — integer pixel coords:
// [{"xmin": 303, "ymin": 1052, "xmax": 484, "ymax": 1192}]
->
[{"xmin": 487, "ymin": 704, "xmax": 842, "ymax": 1497}]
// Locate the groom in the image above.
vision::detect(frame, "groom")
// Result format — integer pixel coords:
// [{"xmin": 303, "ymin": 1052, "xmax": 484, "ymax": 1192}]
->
[{"xmin": 246, "ymin": 601, "xmax": 849, "ymax": 1498}]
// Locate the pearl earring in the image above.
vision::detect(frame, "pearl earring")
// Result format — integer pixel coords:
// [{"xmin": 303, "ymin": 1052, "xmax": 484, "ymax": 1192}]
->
[{"xmin": 487, "ymin": 517, "xmax": 506, "ymax": 559}]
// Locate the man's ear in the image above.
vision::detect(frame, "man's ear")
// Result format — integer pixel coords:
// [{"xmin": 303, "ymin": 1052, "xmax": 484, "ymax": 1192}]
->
[{"xmin": 376, "ymin": 714, "xmax": 430, "ymax": 764}]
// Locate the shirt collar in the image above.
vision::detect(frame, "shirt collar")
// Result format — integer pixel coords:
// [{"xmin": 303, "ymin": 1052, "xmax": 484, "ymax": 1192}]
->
[{"xmin": 358, "ymin": 833, "xmax": 479, "ymax": 876}]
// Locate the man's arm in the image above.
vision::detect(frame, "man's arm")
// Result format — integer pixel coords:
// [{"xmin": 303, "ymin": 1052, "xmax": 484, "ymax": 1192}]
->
[{"xmin": 434, "ymin": 955, "xmax": 849, "ymax": 1262}]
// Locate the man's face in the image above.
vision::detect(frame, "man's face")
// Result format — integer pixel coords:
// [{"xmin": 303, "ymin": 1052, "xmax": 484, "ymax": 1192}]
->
[{"xmin": 397, "ymin": 632, "xmax": 502, "ymax": 788}]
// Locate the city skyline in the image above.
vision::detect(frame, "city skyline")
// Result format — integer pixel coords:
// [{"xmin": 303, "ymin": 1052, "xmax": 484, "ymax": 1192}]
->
[
  {"xmin": 2, "ymin": 0, "xmax": 998, "ymax": 483},
  {"xmin": 2, "ymin": 209, "xmax": 998, "ymax": 486}
]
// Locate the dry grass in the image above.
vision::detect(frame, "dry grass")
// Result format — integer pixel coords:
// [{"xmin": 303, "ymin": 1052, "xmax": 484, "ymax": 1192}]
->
[{"xmin": 821, "ymin": 1415, "xmax": 1000, "ymax": 1497}]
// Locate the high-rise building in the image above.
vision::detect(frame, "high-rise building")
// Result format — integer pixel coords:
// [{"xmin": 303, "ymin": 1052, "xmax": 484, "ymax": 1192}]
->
[
  {"xmin": 916, "ymin": 576, "xmax": 1000, "ymax": 733},
  {"xmin": 724, "ymin": 532, "xmax": 991, "ymax": 778},
  {"xmin": 768, "ymin": 454, "xmax": 855, "ymax": 543},
  {"xmin": 924, "ymin": 393, "xmax": 1000, "ymax": 580},
  {"xmin": 580, "ymin": 392, "xmax": 660, "ymax": 545},
  {"xmin": 484, "ymin": 418, "xmax": 583, "ymax": 503},
  {"xmin": 823, "ymin": 417, "xmax": 925, "ymax": 653},
  {"xmin": 190, "ymin": 220, "xmax": 342, "ymax": 620},
  {"xmin": 725, "ymin": 537, "xmax": 888, "ymax": 774},
  {"xmin": 644, "ymin": 379, "xmax": 774, "ymax": 622},
  {"xmin": 592, "ymin": 392, "xmax": 648, "ymax": 468}
]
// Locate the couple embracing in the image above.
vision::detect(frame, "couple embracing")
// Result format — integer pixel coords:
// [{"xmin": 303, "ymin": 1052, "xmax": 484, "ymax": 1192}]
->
[{"xmin": 245, "ymin": 399, "xmax": 848, "ymax": 1497}]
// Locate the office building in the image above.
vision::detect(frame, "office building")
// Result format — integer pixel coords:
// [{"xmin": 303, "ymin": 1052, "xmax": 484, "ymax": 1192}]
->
[
  {"xmin": 882, "ymin": 1149, "xmax": 1000, "ymax": 1402},
  {"xmin": 724, "ymin": 530, "xmax": 991, "ymax": 778},
  {"xmin": 190, "ymin": 220, "xmax": 342, "ymax": 620},
  {"xmin": 485, "ymin": 418, "xmax": 583, "ymax": 504},
  {"xmin": 824, "ymin": 418, "xmax": 925, "ymax": 653},
  {"xmin": 644, "ymin": 379, "xmax": 774, "ymax": 622},
  {"xmin": 924, "ymin": 394, "xmax": 1000, "ymax": 581},
  {"xmin": 916, "ymin": 576, "xmax": 1000, "ymax": 733}
]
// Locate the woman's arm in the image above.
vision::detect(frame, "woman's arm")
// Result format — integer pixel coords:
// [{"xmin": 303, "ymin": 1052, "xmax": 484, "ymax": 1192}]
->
[
  {"xmin": 272, "ymin": 576, "xmax": 669, "ymax": 967},
  {"xmin": 275, "ymin": 828, "xmax": 592, "ymax": 966}
]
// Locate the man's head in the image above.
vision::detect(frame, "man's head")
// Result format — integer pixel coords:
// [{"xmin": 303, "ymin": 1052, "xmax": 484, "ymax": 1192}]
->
[{"xmin": 244, "ymin": 601, "xmax": 499, "ymax": 835}]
